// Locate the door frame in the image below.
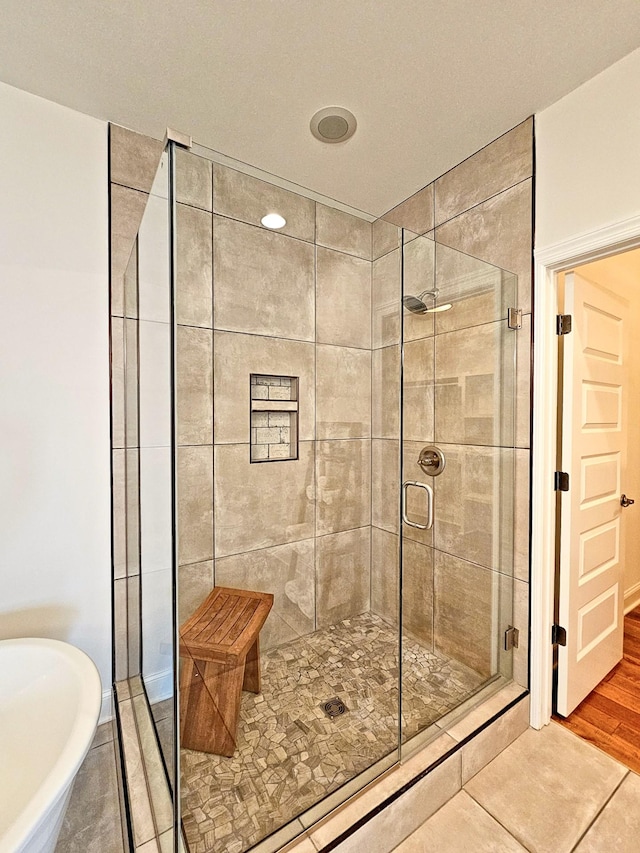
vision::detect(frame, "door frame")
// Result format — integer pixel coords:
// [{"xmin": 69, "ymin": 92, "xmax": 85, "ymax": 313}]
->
[{"xmin": 530, "ymin": 213, "xmax": 640, "ymax": 729}]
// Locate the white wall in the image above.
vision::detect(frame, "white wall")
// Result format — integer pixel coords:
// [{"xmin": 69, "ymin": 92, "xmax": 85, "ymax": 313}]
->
[
  {"xmin": 0, "ymin": 81, "xmax": 111, "ymax": 714},
  {"xmin": 536, "ymin": 46, "xmax": 640, "ymax": 249}
]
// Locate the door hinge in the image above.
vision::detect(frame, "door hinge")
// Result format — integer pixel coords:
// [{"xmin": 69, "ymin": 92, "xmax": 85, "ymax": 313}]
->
[
  {"xmin": 554, "ymin": 471, "xmax": 570, "ymax": 491},
  {"xmin": 556, "ymin": 314, "xmax": 572, "ymax": 335},
  {"xmin": 507, "ymin": 308, "xmax": 523, "ymax": 330},
  {"xmin": 504, "ymin": 625, "xmax": 520, "ymax": 651},
  {"xmin": 552, "ymin": 624, "xmax": 567, "ymax": 646}
]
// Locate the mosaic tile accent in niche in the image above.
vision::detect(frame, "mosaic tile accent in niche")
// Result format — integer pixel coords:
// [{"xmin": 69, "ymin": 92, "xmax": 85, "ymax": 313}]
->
[
  {"xmin": 180, "ymin": 611, "xmax": 484, "ymax": 853},
  {"xmin": 250, "ymin": 374, "xmax": 299, "ymax": 462}
]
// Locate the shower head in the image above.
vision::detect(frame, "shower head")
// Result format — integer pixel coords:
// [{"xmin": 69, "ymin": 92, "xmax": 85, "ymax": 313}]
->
[{"xmin": 403, "ymin": 289, "xmax": 452, "ymax": 314}]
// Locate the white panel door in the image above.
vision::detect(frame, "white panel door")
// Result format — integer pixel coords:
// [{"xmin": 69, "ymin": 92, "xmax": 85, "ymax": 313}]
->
[{"xmin": 557, "ymin": 271, "xmax": 628, "ymax": 716}]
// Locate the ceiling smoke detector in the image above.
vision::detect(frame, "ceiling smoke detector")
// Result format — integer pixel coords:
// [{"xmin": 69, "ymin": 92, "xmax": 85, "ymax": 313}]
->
[{"xmin": 310, "ymin": 107, "xmax": 357, "ymax": 144}]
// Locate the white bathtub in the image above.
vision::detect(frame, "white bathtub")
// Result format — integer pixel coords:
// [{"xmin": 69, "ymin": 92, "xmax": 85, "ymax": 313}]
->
[{"xmin": 0, "ymin": 638, "xmax": 102, "ymax": 853}]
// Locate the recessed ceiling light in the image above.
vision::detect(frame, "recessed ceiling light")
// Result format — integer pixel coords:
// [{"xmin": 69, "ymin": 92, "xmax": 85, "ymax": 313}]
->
[
  {"xmin": 310, "ymin": 107, "xmax": 357, "ymax": 144},
  {"xmin": 261, "ymin": 213, "xmax": 286, "ymax": 229}
]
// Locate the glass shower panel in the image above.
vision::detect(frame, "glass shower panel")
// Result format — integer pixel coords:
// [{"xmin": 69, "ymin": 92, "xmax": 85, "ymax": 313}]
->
[
  {"xmin": 400, "ymin": 233, "xmax": 517, "ymax": 748},
  {"xmin": 126, "ymin": 146, "xmax": 179, "ymax": 845},
  {"xmin": 173, "ymin": 141, "xmax": 402, "ymax": 853}
]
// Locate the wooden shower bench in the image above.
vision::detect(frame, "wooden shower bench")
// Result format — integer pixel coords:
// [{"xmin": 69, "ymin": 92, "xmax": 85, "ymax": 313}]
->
[{"xmin": 179, "ymin": 586, "xmax": 273, "ymax": 757}]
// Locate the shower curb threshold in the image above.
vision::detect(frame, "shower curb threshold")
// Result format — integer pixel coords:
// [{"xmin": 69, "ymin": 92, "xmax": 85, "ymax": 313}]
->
[{"xmin": 280, "ymin": 685, "xmax": 529, "ymax": 853}]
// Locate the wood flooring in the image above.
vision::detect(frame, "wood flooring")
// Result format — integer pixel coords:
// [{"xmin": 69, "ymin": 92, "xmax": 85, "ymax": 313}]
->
[{"xmin": 555, "ymin": 605, "xmax": 640, "ymax": 773}]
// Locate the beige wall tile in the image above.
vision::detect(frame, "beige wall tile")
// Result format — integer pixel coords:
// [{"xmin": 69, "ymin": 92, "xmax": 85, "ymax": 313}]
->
[
  {"xmin": 316, "ymin": 527, "xmax": 370, "ymax": 628},
  {"xmin": 433, "ymin": 241, "xmax": 511, "ymax": 335},
  {"xmin": 513, "ymin": 578, "xmax": 529, "ymax": 688},
  {"xmin": 214, "ymin": 331, "xmax": 314, "ymax": 444},
  {"xmin": 213, "ymin": 215, "xmax": 315, "ymax": 341},
  {"xmin": 372, "ymin": 345, "xmax": 400, "ymax": 439},
  {"xmin": 214, "ymin": 442, "xmax": 314, "ymax": 557},
  {"xmin": 176, "ymin": 326, "xmax": 213, "ymax": 446},
  {"xmin": 372, "ymin": 218, "xmax": 400, "ymax": 260},
  {"xmin": 316, "ymin": 247, "xmax": 371, "ymax": 349},
  {"xmin": 215, "ymin": 540, "xmax": 315, "ymax": 649},
  {"xmin": 213, "ymin": 162, "xmax": 315, "ymax": 242},
  {"xmin": 175, "ymin": 148, "xmax": 212, "ymax": 212},
  {"xmin": 433, "ymin": 444, "xmax": 514, "ymax": 573},
  {"xmin": 383, "ymin": 183, "xmax": 434, "ymax": 234},
  {"xmin": 125, "ymin": 448, "xmax": 140, "ymax": 578},
  {"xmin": 514, "ymin": 448, "xmax": 530, "ymax": 581},
  {"xmin": 435, "ymin": 179, "xmax": 532, "ymax": 313},
  {"xmin": 316, "ymin": 439, "xmax": 371, "ymax": 535},
  {"xmin": 110, "ymin": 124, "xmax": 163, "ymax": 195},
  {"xmin": 372, "ymin": 439, "xmax": 400, "ymax": 534},
  {"xmin": 461, "ymin": 695, "xmax": 530, "ymax": 784},
  {"xmin": 434, "ymin": 550, "xmax": 494, "ymax": 677},
  {"xmin": 327, "ymin": 752, "xmax": 461, "ymax": 853},
  {"xmin": 125, "ymin": 320, "xmax": 139, "ymax": 449},
  {"xmin": 111, "ymin": 184, "xmax": 147, "ymax": 315},
  {"xmin": 127, "ymin": 575, "xmax": 140, "ymax": 676},
  {"xmin": 317, "ymin": 345, "xmax": 371, "ymax": 439},
  {"xmin": 435, "ymin": 118, "xmax": 533, "ymax": 227},
  {"xmin": 177, "ymin": 445, "xmax": 213, "ymax": 565},
  {"xmin": 316, "ymin": 204, "xmax": 371, "ymax": 260},
  {"xmin": 403, "ymin": 538, "xmax": 433, "ymax": 646},
  {"xmin": 434, "ymin": 320, "xmax": 515, "ymax": 447},
  {"xmin": 403, "ymin": 234, "xmax": 436, "ymax": 342},
  {"xmin": 114, "ymin": 577, "xmax": 128, "ymax": 682},
  {"xmin": 373, "ymin": 249, "xmax": 401, "ymax": 348},
  {"xmin": 177, "ymin": 560, "xmax": 214, "ymax": 625},
  {"xmin": 111, "ymin": 316, "xmax": 125, "ymax": 448},
  {"xmin": 402, "ymin": 440, "xmax": 434, "ymax": 548},
  {"xmin": 113, "ymin": 449, "xmax": 126, "ymax": 580},
  {"xmin": 403, "ymin": 337, "xmax": 434, "ymax": 443},
  {"xmin": 516, "ymin": 313, "xmax": 531, "ymax": 448},
  {"xmin": 176, "ymin": 204, "xmax": 212, "ymax": 328},
  {"xmin": 371, "ymin": 527, "xmax": 399, "ymax": 624}
]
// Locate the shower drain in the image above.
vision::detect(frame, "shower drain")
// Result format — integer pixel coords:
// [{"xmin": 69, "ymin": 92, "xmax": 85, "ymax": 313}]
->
[{"xmin": 321, "ymin": 696, "xmax": 349, "ymax": 719}]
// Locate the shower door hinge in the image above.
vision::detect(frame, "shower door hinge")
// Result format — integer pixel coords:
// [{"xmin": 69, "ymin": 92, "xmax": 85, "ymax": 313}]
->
[
  {"xmin": 554, "ymin": 471, "xmax": 570, "ymax": 491},
  {"xmin": 552, "ymin": 624, "xmax": 567, "ymax": 646},
  {"xmin": 504, "ymin": 625, "xmax": 520, "ymax": 651},
  {"xmin": 556, "ymin": 314, "xmax": 572, "ymax": 335},
  {"xmin": 507, "ymin": 308, "xmax": 523, "ymax": 330}
]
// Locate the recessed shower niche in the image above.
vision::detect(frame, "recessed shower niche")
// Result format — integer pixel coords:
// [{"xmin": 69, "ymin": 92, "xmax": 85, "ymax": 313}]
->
[{"xmin": 249, "ymin": 373, "xmax": 299, "ymax": 462}]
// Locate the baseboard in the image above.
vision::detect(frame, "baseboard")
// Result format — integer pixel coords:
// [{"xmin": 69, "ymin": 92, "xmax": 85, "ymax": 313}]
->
[
  {"xmin": 624, "ymin": 582, "xmax": 640, "ymax": 615},
  {"xmin": 99, "ymin": 689, "xmax": 113, "ymax": 724},
  {"xmin": 143, "ymin": 668, "xmax": 173, "ymax": 704}
]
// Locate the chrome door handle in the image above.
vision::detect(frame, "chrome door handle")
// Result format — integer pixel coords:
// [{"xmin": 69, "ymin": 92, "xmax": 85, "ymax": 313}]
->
[
  {"xmin": 621, "ymin": 494, "xmax": 635, "ymax": 508},
  {"xmin": 402, "ymin": 481, "xmax": 434, "ymax": 530}
]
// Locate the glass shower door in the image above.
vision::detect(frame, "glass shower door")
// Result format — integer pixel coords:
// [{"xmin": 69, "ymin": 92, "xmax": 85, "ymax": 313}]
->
[{"xmin": 400, "ymin": 231, "xmax": 518, "ymax": 748}]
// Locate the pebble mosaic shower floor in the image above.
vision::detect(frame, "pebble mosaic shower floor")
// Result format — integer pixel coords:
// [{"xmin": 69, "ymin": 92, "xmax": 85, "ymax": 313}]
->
[{"xmin": 180, "ymin": 611, "xmax": 484, "ymax": 853}]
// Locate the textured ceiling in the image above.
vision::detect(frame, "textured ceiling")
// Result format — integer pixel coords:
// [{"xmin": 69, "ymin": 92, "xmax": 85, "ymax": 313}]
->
[{"xmin": 2, "ymin": 1, "xmax": 640, "ymax": 215}]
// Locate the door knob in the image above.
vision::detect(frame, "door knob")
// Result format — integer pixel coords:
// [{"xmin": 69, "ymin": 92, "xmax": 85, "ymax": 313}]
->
[{"xmin": 621, "ymin": 494, "xmax": 635, "ymax": 508}]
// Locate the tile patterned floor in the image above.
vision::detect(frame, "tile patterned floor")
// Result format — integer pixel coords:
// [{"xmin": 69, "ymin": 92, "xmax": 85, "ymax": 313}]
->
[
  {"xmin": 181, "ymin": 612, "xmax": 484, "ymax": 853},
  {"xmin": 394, "ymin": 722, "xmax": 639, "ymax": 853},
  {"xmin": 55, "ymin": 722, "xmax": 125, "ymax": 853}
]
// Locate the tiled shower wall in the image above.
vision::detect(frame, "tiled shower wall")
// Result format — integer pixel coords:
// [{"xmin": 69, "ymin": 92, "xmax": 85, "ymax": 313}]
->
[
  {"xmin": 110, "ymin": 119, "xmax": 532, "ymax": 689},
  {"xmin": 110, "ymin": 127, "xmax": 375, "ymax": 679},
  {"xmin": 369, "ymin": 118, "xmax": 533, "ymax": 687}
]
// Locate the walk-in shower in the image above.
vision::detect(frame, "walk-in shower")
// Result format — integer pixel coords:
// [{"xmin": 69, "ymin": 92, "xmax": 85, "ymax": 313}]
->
[{"xmin": 111, "ymin": 120, "xmax": 532, "ymax": 853}]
